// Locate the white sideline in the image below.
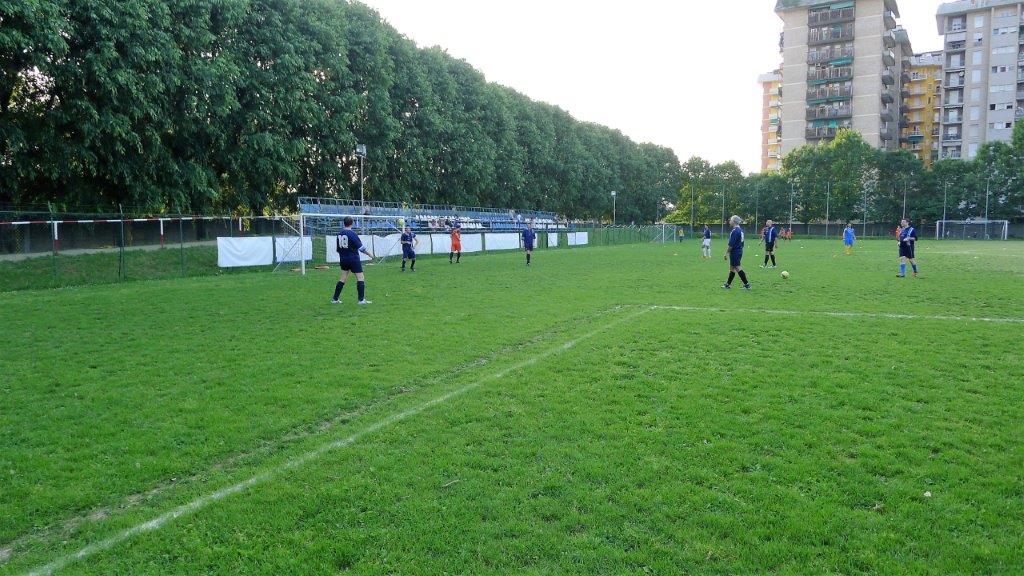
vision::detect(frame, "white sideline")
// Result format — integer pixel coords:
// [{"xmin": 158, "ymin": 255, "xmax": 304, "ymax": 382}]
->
[
  {"xmin": 648, "ymin": 305, "xmax": 1024, "ymax": 324},
  {"xmin": 22, "ymin": 307, "xmax": 650, "ymax": 576}
]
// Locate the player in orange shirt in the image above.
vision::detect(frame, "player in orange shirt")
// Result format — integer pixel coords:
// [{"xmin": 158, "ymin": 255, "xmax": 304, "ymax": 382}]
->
[{"xmin": 449, "ymin": 223, "xmax": 462, "ymax": 263}]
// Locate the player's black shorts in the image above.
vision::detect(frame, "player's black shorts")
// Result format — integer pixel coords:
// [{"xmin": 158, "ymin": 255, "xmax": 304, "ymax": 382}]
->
[
  {"xmin": 524, "ymin": 244, "xmax": 534, "ymax": 251},
  {"xmin": 340, "ymin": 257, "xmax": 363, "ymax": 274},
  {"xmin": 765, "ymin": 241, "xmax": 776, "ymax": 252},
  {"xmin": 729, "ymin": 249, "xmax": 743, "ymax": 267},
  {"xmin": 899, "ymin": 243, "xmax": 915, "ymax": 259},
  {"xmin": 402, "ymin": 248, "xmax": 415, "ymax": 259}
]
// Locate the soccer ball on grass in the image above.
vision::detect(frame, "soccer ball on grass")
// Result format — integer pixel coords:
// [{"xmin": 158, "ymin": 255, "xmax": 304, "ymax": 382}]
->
[{"xmin": 780, "ymin": 271, "xmax": 790, "ymax": 279}]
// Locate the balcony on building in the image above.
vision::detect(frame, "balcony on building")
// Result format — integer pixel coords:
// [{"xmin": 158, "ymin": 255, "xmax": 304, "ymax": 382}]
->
[
  {"xmin": 943, "ymin": 132, "xmax": 962, "ymax": 143},
  {"xmin": 881, "ymin": 91, "xmax": 894, "ymax": 104},
  {"xmin": 1016, "ymin": 107, "xmax": 1024, "ymax": 119},
  {"xmin": 942, "ymin": 148, "xmax": 962, "ymax": 160},
  {"xmin": 945, "ymin": 18, "xmax": 966, "ymax": 33},
  {"xmin": 884, "ymin": 33, "xmax": 896, "ymax": 49},
  {"xmin": 880, "ymin": 108, "xmax": 894, "ymax": 123},
  {"xmin": 883, "ymin": 50, "xmax": 896, "ymax": 67},
  {"xmin": 884, "ymin": 11, "xmax": 897, "ymax": 30},
  {"xmin": 946, "ymin": 39, "xmax": 966, "ymax": 52},
  {"xmin": 899, "ymin": 116, "xmax": 910, "ymax": 128},
  {"xmin": 808, "ymin": 6, "xmax": 855, "ymax": 26},
  {"xmin": 881, "ymin": 127, "xmax": 895, "ymax": 141},
  {"xmin": 1018, "ymin": 90, "xmax": 1024, "ymax": 101},
  {"xmin": 806, "ymin": 84, "xmax": 853, "ymax": 102},
  {"xmin": 808, "ymin": 24, "xmax": 855, "ymax": 46},
  {"xmin": 808, "ymin": 65, "xmax": 853, "ymax": 83},
  {"xmin": 807, "ymin": 105, "xmax": 852, "ymax": 121},
  {"xmin": 905, "ymin": 133, "xmax": 925, "ymax": 144},
  {"xmin": 806, "ymin": 126, "xmax": 838, "ymax": 140},
  {"xmin": 881, "ymin": 70, "xmax": 894, "ymax": 85},
  {"xmin": 901, "ymin": 71, "xmax": 911, "ymax": 84}
]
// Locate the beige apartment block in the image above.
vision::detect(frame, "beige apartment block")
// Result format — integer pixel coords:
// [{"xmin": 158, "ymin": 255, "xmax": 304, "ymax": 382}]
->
[
  {"xmin": 759, "ymin": 71, "xmax": 784, "ymax": 172},
  {"xmin": 935, "ymin": 0, "xmax": 1024, "ymax": 161},
  {"xmin": 775, "ymin": 0, "xmax": 911, "ymax": 154}
]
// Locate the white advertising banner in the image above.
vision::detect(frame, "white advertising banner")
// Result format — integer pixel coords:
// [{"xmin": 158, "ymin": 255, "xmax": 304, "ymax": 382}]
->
[
  {"xmin": 568, "ymin": 232, "xmax": 590, "ymax": 246},
  {"xmin": 484, "ymin": 233, "xmax": 520, "ymax": 251},
  {"xmin": 431, "ymin": 234, "xmax": 452, "ymax": 254},
  {"xmin": 460, "ymin": 233, "xmax": 483, "ymax": 253},
  {"xmin": 217, "ymin": 237, "xmax": 274, "ymax": 268},
  {"xmin": 324, "ymin": 235, "xmax": 372, "ymax": 263},
  {"xmin": 547, "ymin": 233, "xmax": 559, "ymax": 248},
  {"xmin": 274, "ymin": 236, "xmax": 312, "ymax": 262}
]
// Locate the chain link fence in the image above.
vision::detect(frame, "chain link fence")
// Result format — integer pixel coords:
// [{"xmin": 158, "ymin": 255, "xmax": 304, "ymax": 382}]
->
[{"xmin": 0, "ymin": 214, "xmax": 679, "ymax": 292}]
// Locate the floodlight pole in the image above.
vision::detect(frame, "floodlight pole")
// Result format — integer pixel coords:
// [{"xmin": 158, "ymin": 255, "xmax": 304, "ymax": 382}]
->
[
  {"xmin": 984, "ymin": 174, "xmax": 991, "ymax": 240},
  {"xmin": 862, "ymin": 185, "xmax": 868, "ymax": 238},
  {"xmin": 720, "ymin": 185, "xmax": 726, "ymax": 238},
  {"xmin": 754, "ymin": 184, "xmax": 760, "ymax": 233},
  {"xmin": 825, "ymin": 181, "xmax": 830, "ymax": 239},
  {"xmin": 789, "ymin": 182, "xmax": 794, "ymax": 230},
  {"xmin": 611, "ymin": 191, "xmax": 617, "ymax": 226},
  {"xmin": 690, "ymin": 183, "xmax": 695, "ymax": 238},
  {"xmin": 901, "ymin": 178, "xmax": 908, "ymax": 220}
]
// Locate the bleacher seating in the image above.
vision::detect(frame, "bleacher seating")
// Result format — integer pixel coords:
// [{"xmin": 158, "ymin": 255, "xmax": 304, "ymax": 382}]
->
[{"xmin": 297, "ymin": 198, "xmax": 565, "ymax": 232}]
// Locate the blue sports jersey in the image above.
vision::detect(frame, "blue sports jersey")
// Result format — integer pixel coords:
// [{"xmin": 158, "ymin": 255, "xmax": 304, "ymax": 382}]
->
[
  {"xmin": 336, "ymin": 229, "xmax": 363, "ymax": 259},
  {"xmin": 729, "ymin": 227, "xmax": 745, "ymax": 250},
  {"xmin": 763, "ymin": 225, "xmax": 778, "ymax": 244},
  {"xmin": 900, "ymin": 226, "xmax": 917, "ymax": 243},
  {"xmin": 844, "ymin": 227, "xmax": 855, "ymax": 242},
  {"xmin": 400, "ymin": 232, "xmax": 415, "ymax": 246},
  {"xmin": 523, "ymin": 228, "xmax": 537, "ymax": 247},
  {"xmin": 703, "ymin": 227, "xmax": 712, "ymax": 240}
]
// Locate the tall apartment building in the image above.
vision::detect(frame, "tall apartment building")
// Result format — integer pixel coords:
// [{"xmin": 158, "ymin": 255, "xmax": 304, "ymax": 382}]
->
[
  {"xmin": 775, "ymin": 0, "xmax": 912, "ymax": 154},
  {"xmin": 759, "ymin": 71, "xmax": 784, "ymax": 171},
  {"xmin": 901, "ymin": 51, "xmax": 943, "ymax": 167},
  {"xmin": 936, "ymin": 1, "xmax": 1024, "ymax": 161}
]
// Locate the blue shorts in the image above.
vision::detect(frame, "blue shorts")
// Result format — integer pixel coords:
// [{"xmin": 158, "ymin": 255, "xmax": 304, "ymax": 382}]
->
[
  {"xmin": 844, "ymin": 239, "xmax": 854, "ymax": 246},
  {"xmin": 402, "ymin": 248, "xmax": 415, "ymax": 259},
  {"xmin": 524, "ymin": 243, "xmax": 534, "ymax": 251},
  {"xmin": 340, "ymin": 257, "xmax": 363, "ymax": 274},
  {"xmin": 729, "ymin": 249, "xmax": 743, "ymax": 267}
]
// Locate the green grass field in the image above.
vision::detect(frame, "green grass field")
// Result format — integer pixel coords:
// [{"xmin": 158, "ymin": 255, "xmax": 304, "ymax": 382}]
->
[{"xmin": 2, "ymin": 239, "xmax": 1023, "ymax": 575}]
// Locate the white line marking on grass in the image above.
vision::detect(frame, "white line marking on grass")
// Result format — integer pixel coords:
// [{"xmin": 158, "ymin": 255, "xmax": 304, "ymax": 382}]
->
[
  {"xmin": 648, "ymin": 305, "xmax": 1024, "ymax": 324},
  {"xmin": 23, "ymin": 307, "xmax": 650, "ymax": 576}
]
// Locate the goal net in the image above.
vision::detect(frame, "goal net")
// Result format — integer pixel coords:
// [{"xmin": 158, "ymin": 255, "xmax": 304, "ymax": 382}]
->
[
  {"xmin": 935, "ymin": 220, "xmax": 1009, "ymax": 241},
  {"xmin": 298, "ymin": 213, "xmax": 406, "ymax": 274}
]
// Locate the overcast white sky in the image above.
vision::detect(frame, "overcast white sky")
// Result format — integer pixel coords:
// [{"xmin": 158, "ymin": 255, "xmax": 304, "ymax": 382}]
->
[{"xmin": 360, "ymin": 0, "xmax": 945, "ymax": 174}]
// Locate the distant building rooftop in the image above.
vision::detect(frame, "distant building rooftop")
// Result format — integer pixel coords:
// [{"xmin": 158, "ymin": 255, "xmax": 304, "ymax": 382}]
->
[
  {"xmin": 909, "ymin": 51, "xmax": 943, "ymax": 67},
  {"xmin": 936, "ymin": 0, "xmax": 1023, "ymax": 33},
  {"xmin": 776, "ymin": 0, "xmax": 900, "ymax": 17}
]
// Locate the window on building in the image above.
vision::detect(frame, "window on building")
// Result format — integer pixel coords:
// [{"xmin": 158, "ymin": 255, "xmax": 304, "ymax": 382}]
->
[
  {"xmin": 992, "ymin": 65, "xmax": 1010, "ymax": 73},
  {"xmin": 990, "ymin": 84, "xmax": 1014, "ymax": 93},
  {"xmin": 975, "ymin": 15, "xmax": 985, "ymax": 28},
  {"xmin": 973, "ymin": 32, "xmax": 984, "ymax": 45},
  {"xmin": 968, "ymin": 143, "xmax": 979, "ymax": 158},
  {"xmin": 972, "ymin": 88, "xmax": 982, "ymax": 102},
  {"xmin": 970, "ymin": 125, "xmax": 980, "ymax": 139},
  {"xmin": 993, "ymin": 46, "xmax": 1014, "ymax": 55},
  {"xmin": 972, "ymin": 51, "xmax": 983, "ymax": 65},
  {"xmin": 970, "ymin": 106, "xmax": 980, "ymax": 120},
  {"xmin": 993, "ymin": 27, "xmax": 1015, "ymax": 35},
  {"xmin": 972, "ymin": 69, "xmax": 982, "ymax": 82}
]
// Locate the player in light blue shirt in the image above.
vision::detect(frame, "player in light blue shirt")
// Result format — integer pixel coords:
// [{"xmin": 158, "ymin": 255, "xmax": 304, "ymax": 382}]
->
[{"xmin": 843, "ymin": 223, "xmax": 856, "ymax": 255}]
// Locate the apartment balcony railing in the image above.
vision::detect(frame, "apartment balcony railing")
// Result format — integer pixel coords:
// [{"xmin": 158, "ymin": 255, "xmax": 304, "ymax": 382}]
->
[
  {"xmin": 881, "ymin": 91, "xmax": 894, "ymax": 104},
  {"xmin": 806, "ymin": 126, "xmax": 845, "ymax": 140},
  {"xmin": 946, "ymin": 115, "xmax": 963, "ymax": 123},
  {"xmin": 943, "ymin": 133, "xmax": 963, "ymax": 142},
  {"xmin": 808, "ymin": 66, "xmax": 853, "ymax": 82},
  {"xmin": 883, "ymin": 51, "xmax": 896, "ymax": 67},
  {"xmin": 946, "ymin": 23, "xmax": 966, "ymax": 33},
  {"xmin": 947, "ymin": 40, "xmax": 966, "ymax": 51},
  {"xmin": 882, "ymin": 71, "xmax": 894, "ymax": 85},
  {"xmin": 901, "ymin": 71, "xmax": 911, "ymax": 83},
  {"xmin": 806, "ymin": 106, "xmax": 852, "ymax": 120},
  {"xmin": 807, "ymin": 85, "xmax": 853, "ymax": 101},
  {"xmin": 1016, "ymin": 107, "xmax": 1024, "ymax": 118},
  {"xmin": 1018, "ymin": 91, "xmax": 1024, "ymax": 100},
  {"xmin": 884, "ymin": 11, "xmax": 897, "ymax": 30},
  {"xmin": 880, "ymin": 109, "xmax": 894, "ymax": 123},
  {"xmin": 946, "ymin": 78, "xmax": 964, "ymax": 88},
  {"xmin": 942, "ymin": 150, "xmax": 962, "ymax": 159},
  {"xmin": 807, "ymin": 47, "xmax": 855, "ymax": 64},
  {"xmin": 881, "ymin": 128, "xmax": 896, "ymax": 141},
  {"xmin": 808, "ymin": 7, "xmax": 855, "ymax": 26},
  {"xmin": 808, "ymin": 27, "xmax": 855, "ymax": 46},
  {"xmin": 945, "ymin": 61, "xmax": 966, "ymax": 71}
]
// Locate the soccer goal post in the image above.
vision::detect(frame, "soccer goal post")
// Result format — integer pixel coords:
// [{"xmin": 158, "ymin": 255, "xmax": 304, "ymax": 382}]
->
[
  {"xmin": 935, "ymin": 220, "xmax": 1009, "ymax": 241},
  {"xmin": 298, "ymin": 213, "xmax": 406, "ymax": 275}
]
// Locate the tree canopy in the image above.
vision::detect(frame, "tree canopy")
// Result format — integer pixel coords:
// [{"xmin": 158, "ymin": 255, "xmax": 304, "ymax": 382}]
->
[{"xmin": 1, "ymin": 0, "xmax": 681, "ymax": 222}]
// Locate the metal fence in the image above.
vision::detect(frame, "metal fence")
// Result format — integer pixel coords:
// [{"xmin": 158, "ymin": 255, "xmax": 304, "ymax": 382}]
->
[{"xmin": 0, "ymin": 214, "xmax": 679, "ymax": 292}]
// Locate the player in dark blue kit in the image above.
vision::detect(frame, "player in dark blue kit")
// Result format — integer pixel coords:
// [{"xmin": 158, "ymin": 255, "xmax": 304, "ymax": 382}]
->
[
  {"xmin": 723, "ymin": 215, "xmax": 751, "ymax": 290},
  {"xmin": 760, "ymin": 219, "xmax": 779, "ymax": 268},
  {"xmin": 701, "ymin": 224, "xmax": 712, "ymax": 260},
  {"xmin": 897, "ymin": 218, "xmax": 919, "ymax": 278},
  {"xmin": 331, "ymin": 216, "xmax": 374, "ymax": 305},
  {"xmin": 523, "ymin": 221, "xmax": 537, "ymax": 266},
  {"xmin": 400, "ymin": 225, "xmax": 417, "ymax": 272}
]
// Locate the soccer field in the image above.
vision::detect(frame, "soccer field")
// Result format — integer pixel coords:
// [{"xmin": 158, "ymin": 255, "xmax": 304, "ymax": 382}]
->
[{"xmin": 2, "ymin": 239, "xmax": 1023, "ymax": 575}]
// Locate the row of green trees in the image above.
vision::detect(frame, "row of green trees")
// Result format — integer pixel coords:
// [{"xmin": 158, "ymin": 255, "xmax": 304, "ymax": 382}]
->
[
  {"xmin": 1, "ymin": 0, "xmax": 681, "ymax": 222},
  {"xmin": 667, "ymin": 127, "xmax": 1024, "ymax": 229}
]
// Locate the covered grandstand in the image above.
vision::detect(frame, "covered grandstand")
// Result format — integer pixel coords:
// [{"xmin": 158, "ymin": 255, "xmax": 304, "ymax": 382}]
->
[{"xmin": 297, "ymin": 198, "xmax": 565, "ymax": 233}]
